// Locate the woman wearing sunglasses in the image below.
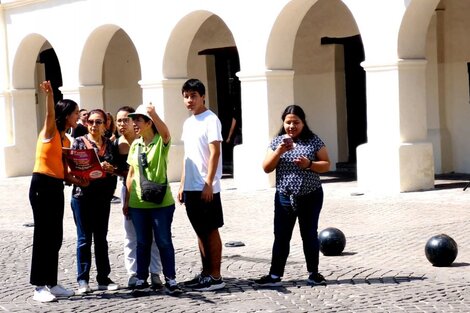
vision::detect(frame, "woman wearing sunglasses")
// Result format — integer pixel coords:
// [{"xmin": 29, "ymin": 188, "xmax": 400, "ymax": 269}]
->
[{"xmin": 70, "ymin": 109, "xmax": 119, "ymax": 294}]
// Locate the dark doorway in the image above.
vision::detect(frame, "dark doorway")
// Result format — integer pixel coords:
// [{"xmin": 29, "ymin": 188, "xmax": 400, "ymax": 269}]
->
[
  {"xmin": 39, "ymin": 48, "xmax": 63, "ymax": 103},
  {"xmin": 199, "ymin": 47, "xmax": 242, "ymax": 175},
  {"xmin": 321, "ymin": 35, "xmax": 367, "ymax": 166}
]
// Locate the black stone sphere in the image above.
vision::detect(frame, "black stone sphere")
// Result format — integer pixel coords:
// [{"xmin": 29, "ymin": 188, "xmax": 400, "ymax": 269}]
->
[
  {"xmin": 425, "ymin": 234, "xmax": 458, "ymax": 267},
  {"xmin": 318, "ymin": 227, "xmax": 346, "ymax": 256}
]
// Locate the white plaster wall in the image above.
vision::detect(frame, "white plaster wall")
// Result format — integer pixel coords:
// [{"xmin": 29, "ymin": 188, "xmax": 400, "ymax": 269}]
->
[
  {"xmin": 425, "ymin": 1, "xmax": 470, "ymax": 174},
  {"xmin": 292, "ymin": 0, "xmax": 360, "ymax": 169},
  {"xmin": 442, "ymin": 1, "xmax": 470, "ymax": 173},
  {"xmin": 425, "ymin": 12, "xmax": 444, "ymax": 174},
  {"xmin": 102, "ymin": 29, "xmax": 142, "ymax": 114},
  {"xmin": 2, "ymin": 0, "xmax": 462, "ymax": 193}
]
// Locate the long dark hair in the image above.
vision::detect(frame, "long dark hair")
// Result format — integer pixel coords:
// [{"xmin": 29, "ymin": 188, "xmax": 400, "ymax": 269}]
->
[
  {"xmin": 55, "ymin": 99, "xmax": 78, "ymax": 131},
  {"xmin": 277, "ymin": 104, "xmax": 314, "ymax": 140}
]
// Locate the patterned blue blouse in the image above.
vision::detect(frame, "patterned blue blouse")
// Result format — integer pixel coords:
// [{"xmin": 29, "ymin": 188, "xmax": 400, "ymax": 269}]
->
[{"xmin": 269, "ymin": 134, "xmax": 325, "ymax": 197}]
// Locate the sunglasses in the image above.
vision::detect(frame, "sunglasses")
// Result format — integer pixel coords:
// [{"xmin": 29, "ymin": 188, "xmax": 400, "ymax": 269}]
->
[
  {"xmin": 87, "ymin": 119, "xmax": 103, "ymax": 126},
  {"xmin": 116, "ymin": 117, "xmax": 130, "ymax": 124}
]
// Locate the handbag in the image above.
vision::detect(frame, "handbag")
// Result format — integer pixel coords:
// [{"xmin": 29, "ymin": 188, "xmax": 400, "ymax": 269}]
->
[{"xmin": 137, "ymin": 145, "xmax": 167, "ymax": 204}]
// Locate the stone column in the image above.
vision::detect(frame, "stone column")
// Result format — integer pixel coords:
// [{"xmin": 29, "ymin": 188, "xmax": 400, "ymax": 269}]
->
[
  {"xmin": 357, "ymin": 59, "xmax": 434, "ymax": 193},
  {"xmin": 3, "ymin": 88, "xmax": 38, "ymax": 177},
  {"xmin": 77, "ymin": 84, "xmax": 104, "ymax": 110},
  {"xmin": 59, "ymin": 86, "xmax": 81, "ymax": 106},
  {"xmin": 234, "ymin": 70, "xmax": 295, "ymax": 190},
  {"xmin": 139, "ymin": 78, "xmax": 187, "ymax": 182}
]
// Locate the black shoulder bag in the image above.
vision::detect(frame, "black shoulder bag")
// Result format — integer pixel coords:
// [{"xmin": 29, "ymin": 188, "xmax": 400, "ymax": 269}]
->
[{"xmin": 137, "ymin": 145, "xmax": 167, "ymax": 204}]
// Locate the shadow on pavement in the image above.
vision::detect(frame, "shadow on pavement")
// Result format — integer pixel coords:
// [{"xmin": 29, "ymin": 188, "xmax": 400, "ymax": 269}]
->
[
  {"xmin": 223, "ymin": 254, "xmax": 306, "ymax": 266},
  {"xmin": 320, "ymin": 172, "xmax": 356, "ymax": 184}
]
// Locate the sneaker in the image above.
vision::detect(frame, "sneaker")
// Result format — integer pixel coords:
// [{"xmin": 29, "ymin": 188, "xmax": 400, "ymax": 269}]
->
[
  {"xmin": 111, "ymin": 196, "xmax": 121, "ymax": 204},
  {"xmin": 98, "ymin": 278, "xmax": 119, "ymax": 291},
  {"xmin": 253, "ymin": 274, "xmax": 282, "ymax": 287},
  {"xmin": 49, "ymin": 284, "xmax": 75, "ymax": 297},
  {"xmin": 134, "ymin": 279, "xmax": 149, "ymax": 290},
  {"xmin": 150, "ymin": 273, "xmax": 163, "ymax": 290},
  {"xmin": 33, "ymin": 286, "xmax": 57, "ymax": 302},
  {"xmin": 307, "ymin": 273, "xmax": 326, "ymax": 285},
  {"xmin": 192, "ymin": 275, "xmax": 226, "ymax": 291},
  {"xmin": 128, "ymin": 275, "xmax": 139, "ymax": 288},
  {"xmin": 164, "ymin": 279, "xmax": 182, "ymax": 295},
  {"xmin": 182, "ymin": 273, "xmax": 205, "ymax": 287},
  {"xmin": 77, "ymin": 280, "xmax": 91, "ymax": 294}
]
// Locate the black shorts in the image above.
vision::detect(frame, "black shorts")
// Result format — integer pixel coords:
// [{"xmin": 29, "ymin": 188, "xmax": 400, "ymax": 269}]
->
[{"xmin": 183, "ymin": 191, "xmax": 224, "ymax": 236}]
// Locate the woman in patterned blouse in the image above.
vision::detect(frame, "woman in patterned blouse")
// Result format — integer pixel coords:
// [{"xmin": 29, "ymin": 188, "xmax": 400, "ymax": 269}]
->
[{"xmin": 254, "ymin": 104, "xmax": 330, "ymax": 287}]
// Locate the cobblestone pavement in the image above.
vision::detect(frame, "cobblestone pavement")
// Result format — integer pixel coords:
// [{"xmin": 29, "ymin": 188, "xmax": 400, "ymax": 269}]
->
[{"xmin": 0, "ymin": 174, "xmax": 469, "ymax": 312}]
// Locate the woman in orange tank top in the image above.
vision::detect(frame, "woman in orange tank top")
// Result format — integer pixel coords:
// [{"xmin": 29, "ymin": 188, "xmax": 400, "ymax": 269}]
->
[{"xmin": 29, "ymin": 81, "xmax": 83, "ymax": 302}]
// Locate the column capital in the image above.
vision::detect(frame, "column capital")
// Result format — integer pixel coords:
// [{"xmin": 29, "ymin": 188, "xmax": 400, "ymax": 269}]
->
[
  {"xmin": 361, "ymin": 58, "xmax": 427, "ymax": 72},
  {"xmin": 78, "ymin": 84, "xmax": 103, "ymax": 91},
  {"xmin": 139, "ymin": 78, "xmax": 188, "ymax": 90},
  {"xmin": 236, "ymin": 70, "xmax": 295, "ymax": 82},
  {"xmin": 10, "ymin": 88, "xmax": 35, "ymax": 96}
]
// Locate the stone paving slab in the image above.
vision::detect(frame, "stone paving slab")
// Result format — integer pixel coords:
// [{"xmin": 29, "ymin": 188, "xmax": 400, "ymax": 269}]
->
[{"xmin": 0, "ymin": 175, "xmax": 469, "ymax": 312}]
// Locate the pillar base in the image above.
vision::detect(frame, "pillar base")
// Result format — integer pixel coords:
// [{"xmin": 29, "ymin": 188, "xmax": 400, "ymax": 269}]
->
[
  {"xmin": 357, "ymin": 142, "xmax": 434, "ymax": 193},
  {"xmin": 233, "ymin": 144, "xmax": 272, "ymax": 191}
]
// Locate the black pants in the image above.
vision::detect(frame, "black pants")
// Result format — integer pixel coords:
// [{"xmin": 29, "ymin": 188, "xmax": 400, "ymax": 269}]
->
[{"xmin": 29, "ymin": 173, "xmax": 64, "ymax": 286}]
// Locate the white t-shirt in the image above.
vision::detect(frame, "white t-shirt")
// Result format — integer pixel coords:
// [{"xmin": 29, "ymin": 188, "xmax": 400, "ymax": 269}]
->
[{"xmin": 181, "ymin": 109, "xmax": 223, "ymax": 192}]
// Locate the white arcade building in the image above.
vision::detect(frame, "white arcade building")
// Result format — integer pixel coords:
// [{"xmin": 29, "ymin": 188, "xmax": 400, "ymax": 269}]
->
[{"xmin": 1, "ymin": 0, "xmax": 469, "ymax": 193}]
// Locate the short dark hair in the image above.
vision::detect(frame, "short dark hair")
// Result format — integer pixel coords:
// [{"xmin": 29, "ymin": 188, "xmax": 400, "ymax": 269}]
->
[
  {"xmin": 182, "ymin": 78, "xmax": 205, "ymax": 97},
  {"xmin": 277, "ymin": 104, "xmax": 315, "ymax": 139},
  {"xmin": 55, "ymin": 99, "xmax": 78, "ymax": 132},
  {"xmin": 116, "ymin": 105, "xmax": 135, "ymax": 115}
]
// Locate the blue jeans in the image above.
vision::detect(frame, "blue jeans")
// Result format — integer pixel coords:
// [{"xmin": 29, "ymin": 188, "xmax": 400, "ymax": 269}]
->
[
  {"xmin": 71, "ymin": 194, "xmax": 111, "ymax": 283},
  {"xmin": 270, "ymin": 188, "xmax": 323, "ymax": 277},
  {"xmin": 129, "ymin": 205, "xmax": 176, "ymax": 281}
]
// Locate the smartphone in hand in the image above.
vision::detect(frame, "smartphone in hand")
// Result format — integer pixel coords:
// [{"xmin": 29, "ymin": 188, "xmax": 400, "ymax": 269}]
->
[
  {"xmin": 282, "ymin": 136, "xmax": 293, "ymax": 145},
  {"xmin": 282, "ymin": 134, "xmax": 295, "ymax": 148}
]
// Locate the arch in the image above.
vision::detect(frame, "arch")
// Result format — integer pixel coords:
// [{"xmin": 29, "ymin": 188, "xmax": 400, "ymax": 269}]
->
[
  {"xmin": 12, "ymin": 33, "xmax": 48, "ymax": 89},
  {"xmin": 79, "ymin": 24, "xmax": 125, "ymax": 85},
  {"xmin": 266, "ymin": 0, "xmax": 360, "ymax": 69},
  {"xmin": 266, "ymin": 0, "xmax": 317, "ymax": 69},
  {"xmin": 79, "ymin": 25, "xmax": 142, "ymax": 113},
  {"xmin": 162, "ymin": 10, "xmax": 214, "ymax": 78},
  {"xmin": 398, "ymin": 0, "xmax": 441, "ymax": 58}
]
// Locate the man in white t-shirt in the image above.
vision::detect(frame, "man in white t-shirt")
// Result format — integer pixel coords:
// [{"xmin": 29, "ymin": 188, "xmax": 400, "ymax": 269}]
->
[{"xmin": 178, "ymin": 79, "xmax": 225, "ymax": 291}]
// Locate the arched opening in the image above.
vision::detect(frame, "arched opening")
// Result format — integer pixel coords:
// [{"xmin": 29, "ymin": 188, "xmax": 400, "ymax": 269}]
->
[
  {"xmin": 164, "ymin": 12, "xmax": 239, "ymax": 175},
  {"xmin": 267, "ymin": 0, "xmax": 364, "ymax": 174},
  {"xmin": 36, "ymin": 43, "xmax": 63, "ymax": 135}
]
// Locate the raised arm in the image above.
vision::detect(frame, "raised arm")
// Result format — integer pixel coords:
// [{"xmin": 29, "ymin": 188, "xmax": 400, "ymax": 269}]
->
[
  {"xmin": 147, "ymin": 102, "xmax": 171, "ymax": 145},
  {"xmin": 39, "ymin": 81, "xmax": 56, "ymax": 139}
]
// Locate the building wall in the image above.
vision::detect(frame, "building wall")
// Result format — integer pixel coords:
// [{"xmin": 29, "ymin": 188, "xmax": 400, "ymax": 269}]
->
[
  {"xmin": 1, "ymin": 0, "xmax": 469, "ymax": 192},
  {"xmin": 425, "ymin": 1, "xmax": 470, "ymax": 174},
  {"xmin": 102, "ymin": 29, "xmax": 142, "ymax": 114}
]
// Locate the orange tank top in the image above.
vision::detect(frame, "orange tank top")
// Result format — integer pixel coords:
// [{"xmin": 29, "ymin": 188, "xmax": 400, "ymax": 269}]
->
[{"xmin": 32, "ymin": 130, "xmax": 71, "ymax": 179}]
